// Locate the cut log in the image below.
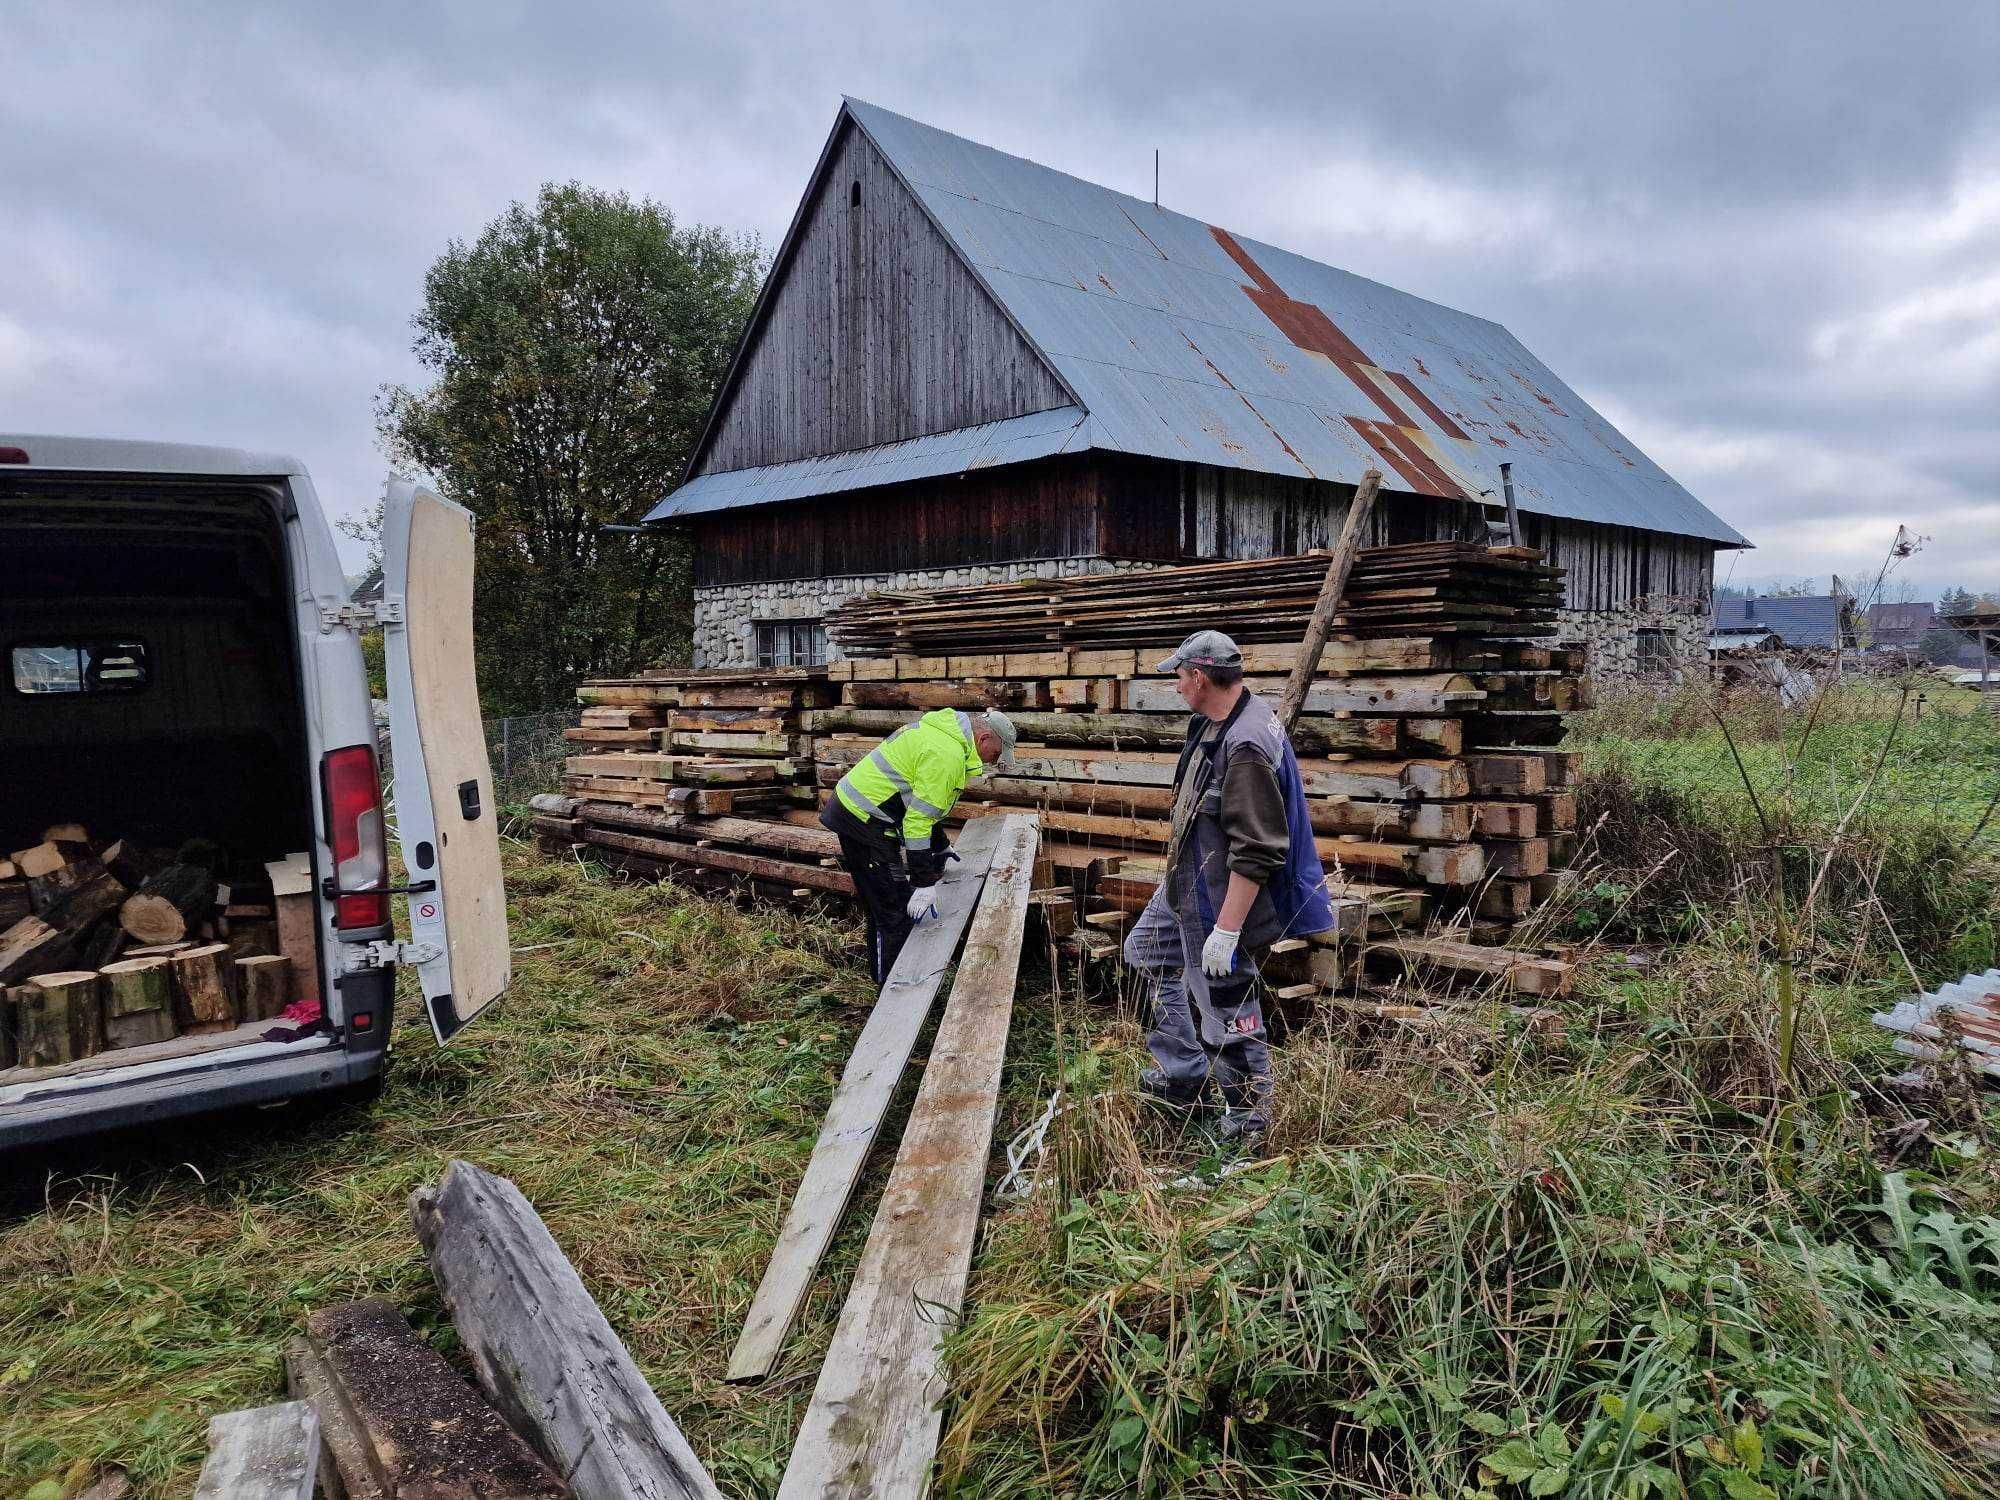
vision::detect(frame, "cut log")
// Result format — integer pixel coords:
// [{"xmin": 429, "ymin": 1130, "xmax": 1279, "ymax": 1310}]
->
[
  {"xmin": 119, "ymin": 862, "xmax": 219, "ymax": 945},
  {"xmin": 125, "ymin": 941, "xmax": 192, "ymax": 959},
  {"xmin": 99, "ymin": 839, "xmax": 169, "ymax": 890},
  {"xmin": 79, "ymin": 919, "xmax": 128, "ymax": 971},
  {"xmin": 727, "ymin": 816, "xmax": 1006, "ymax": 1382},
  {"xmin": 265, "ymin": 854, "xmax": 322, "ymax": 1008},
  {"xmin": 42, "ymin": 822, "xmax": 90, "ymax": 845},
  {"xmin": 16, "ymin": 971, "xmax": 104, "ymax": 1065},
  {"xmin": 171, "ymin": 942, "xmax": 238, "ymax": 1030},
  {"xmin": 193, "ymin": 1401, "xmax": 319, "ymax": 1500},
  {"xmin": 0, "ymin": 880, "xmax": 26, "ymax": 930},
  {"xmin": 236, "ymin": 954, "xmax": 292, "ymax": 1022},
  {"xmin": 225, "ymin": 919, "xmax": 281, "ymax": 964},
  {"xmin": 411, "ymin": 1160, "xmax": 724, "ymax": 1500},
  {"xmin": 297, "ymin": 1298, "xmax": 568, "ymax": 1500},
  {"xmin": 0, "ymin": 991, "xmax": 13, "ymax": 1070},
  {"xmin": 101, "ymin": 957, "xmax": 178, "ymax": 1049},
  {"xmin": 11, "ymin": 842, "xmax": 69, "ymax": 880},
  {"xmin": 0, "ymin": 915, "xmax": 75, "ymax": 985}
]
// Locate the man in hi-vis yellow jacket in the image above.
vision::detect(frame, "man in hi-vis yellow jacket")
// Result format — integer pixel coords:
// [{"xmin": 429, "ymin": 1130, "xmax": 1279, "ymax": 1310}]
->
[{"xmin": 819, "ymin": 706, "xmax": 1018, "ymax": 983}]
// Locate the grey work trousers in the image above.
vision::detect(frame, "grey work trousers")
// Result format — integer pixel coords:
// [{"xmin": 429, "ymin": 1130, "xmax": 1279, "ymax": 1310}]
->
[{"xmin": 1122, "ymin": 868, "xmax": 1273, "ymax": 1122}]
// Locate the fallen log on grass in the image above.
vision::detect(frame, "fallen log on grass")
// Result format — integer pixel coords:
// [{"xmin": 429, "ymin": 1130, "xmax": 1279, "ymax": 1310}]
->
[{"xmin": 411, "ymin": 1160, "xmax": 722, "ymax": 1500}]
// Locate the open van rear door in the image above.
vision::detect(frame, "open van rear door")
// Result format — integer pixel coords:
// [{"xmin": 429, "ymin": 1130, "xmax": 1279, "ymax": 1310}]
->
[{"xmin": 381, "ymin": 481, "xmax": 510, "ymax": 1041}]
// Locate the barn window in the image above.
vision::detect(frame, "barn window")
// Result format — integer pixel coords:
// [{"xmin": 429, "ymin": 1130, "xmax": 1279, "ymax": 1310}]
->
[
  {"xmin": 755, "ymin": 620, "xmax": 827, "ymax": 668},
  {"xmin": 1635, "ymin": 628, "xmax": 1674, "ymax": 678},
  {"xmin": 850, "ymin": 180, "xmax": 861, "ymax": 209}
]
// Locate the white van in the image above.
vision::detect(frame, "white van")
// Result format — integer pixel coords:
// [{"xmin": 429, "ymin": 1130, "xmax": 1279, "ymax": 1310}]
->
[{"xmin": 0, "ymin": 436, "xmax": 509, "ymax": 1148}]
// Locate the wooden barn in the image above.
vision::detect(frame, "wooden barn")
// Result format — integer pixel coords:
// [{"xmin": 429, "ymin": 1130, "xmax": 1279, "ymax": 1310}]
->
[{"xmin": 646, "ymin": 100, "xmax": 1749, "ymax": 679}]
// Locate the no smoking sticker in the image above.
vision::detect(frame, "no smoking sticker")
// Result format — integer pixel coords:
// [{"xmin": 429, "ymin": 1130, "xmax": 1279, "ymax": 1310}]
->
[{"xmin": 418, "ymin": 903, "xmax": 438, "ymax": 920}]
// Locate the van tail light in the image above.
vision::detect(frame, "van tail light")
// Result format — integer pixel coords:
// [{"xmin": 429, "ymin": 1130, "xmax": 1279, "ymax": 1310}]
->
[{"xmin": 322, "ymin": 744, "xmax": 389, "ymax": 929}]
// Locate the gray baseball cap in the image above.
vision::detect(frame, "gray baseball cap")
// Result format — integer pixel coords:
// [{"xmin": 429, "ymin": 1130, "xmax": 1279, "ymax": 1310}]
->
[
  {"xmin": 979, "ymin": 709, "xmax": 1018, "ymax": 770},
  {"xmin": 1155, "ymin": 629, "xmax": 1243, "ymax": 674}
]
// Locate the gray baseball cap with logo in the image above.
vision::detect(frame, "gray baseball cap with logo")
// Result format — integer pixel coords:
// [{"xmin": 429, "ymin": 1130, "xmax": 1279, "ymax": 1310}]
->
[
  {"xmin": 979, "ymin": 708, "xmax": 1018, "ymax": 770},
  {"xmin": 1155, "ymin": 629, "xmax": 1243, "ymax": 674}
]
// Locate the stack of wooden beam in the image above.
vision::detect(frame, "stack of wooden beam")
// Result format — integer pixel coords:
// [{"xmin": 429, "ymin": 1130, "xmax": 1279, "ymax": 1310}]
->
[
  {"xmin": 815, "ymin": 545, "xmax": 1586, "ymax": 945},
  {"xmin": 826, "ymin": 542, "xmax": 1564, "ymax": 655},
  {"xmin": 538, "ymin": 543, "xmax": 1586, "ymax": 998},
  {"xmin": 543, "ymin": 667, "xmax": 849, "ymax": 897}
]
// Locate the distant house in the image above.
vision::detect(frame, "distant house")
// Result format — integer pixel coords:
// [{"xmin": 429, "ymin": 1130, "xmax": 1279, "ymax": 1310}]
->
[
  {"xmin": 1864, "ymin": 600, "xmax": 1934, "ymax": 651},
  {"xmin": 647, "ymin": 99, "xmax": 1749, "ymax": 680},
  {"xmin": 1710, "ymin": 595, "xmax": 1854, "ymax": 650}
]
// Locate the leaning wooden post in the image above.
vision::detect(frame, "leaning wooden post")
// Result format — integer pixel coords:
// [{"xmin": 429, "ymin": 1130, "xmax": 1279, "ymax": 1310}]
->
[{"xmin": 1276, "ymin": 468, "xmax": 1384, "ymax": 733}]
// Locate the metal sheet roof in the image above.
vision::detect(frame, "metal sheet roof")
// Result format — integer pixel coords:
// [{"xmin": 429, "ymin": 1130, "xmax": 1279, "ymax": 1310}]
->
[
  {"xmin": 649, "ymin": 406, "xmax": 1089, "ymax": 519},
  {"xmin": 1711, "ymin": 595, "xmax": 1848, "ymax": 648},
  {"xmin": 656, "ymin": 101, "xmax": 1748, "ymax": 548}
]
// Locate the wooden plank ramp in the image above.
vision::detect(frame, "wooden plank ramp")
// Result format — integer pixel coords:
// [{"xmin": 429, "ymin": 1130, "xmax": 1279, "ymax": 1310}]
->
[
  {"xmin": 726, "ymin": 815, "xmax": 1007, "ymax": 1382},
  {"xmin": 411, "ymin": 1160, "xmax": 723, "ymax": 1500},
  {"xmin": 775, "ymin": 811, "xmax": 1041, "ymax": 1500}
]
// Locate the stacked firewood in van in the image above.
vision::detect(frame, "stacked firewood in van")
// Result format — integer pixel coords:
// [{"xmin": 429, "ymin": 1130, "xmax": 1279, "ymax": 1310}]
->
[
  {"xmin": 0, "ymin": 827, "xmax": 316, "ymax": 1075},
  {"xmin": 536, "ymin": 667, "xmax": 846, "ymax": 896}
]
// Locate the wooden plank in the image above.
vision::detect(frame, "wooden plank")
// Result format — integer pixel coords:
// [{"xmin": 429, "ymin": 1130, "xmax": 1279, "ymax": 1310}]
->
[
  {"xmin": 1123, "ymin": 673, "xmax": 1483, "ymax": 715},
  {"xmin": 571, "ymin": 827, "xmax": 854, "ymax": 895},
  {"xmin": 285, "ymin": 1338, "xmax": 388, "ymax": 1500},
  {"xmin": 725, "ymin": 816, "xmax": 1007, "ymax": 1382},
  {"xmin": 411, "ymin": 1160, "xmax": 724, "ymax": 1500},
  {"xmin": 841, "ymin": 679, "xmax": 1048, "ymax": 710},
  {"xmin": 811, "ymin": 706, "xmax": 1399, "ymax": 755},
  {"xmin": 295, "ymin": 1299, "xmax": 566, "ymax": 1499},
  {"xmin": 776, "ymin": 814, "xmax": 1041, "ymax": 1500},
  {"xmin": 193, "ymin": 1401, "xmax": 319, "ymax": 1500},
  {"xmin": 818, "ymin": 738, "xmax": 1468, "ymax": 800}
]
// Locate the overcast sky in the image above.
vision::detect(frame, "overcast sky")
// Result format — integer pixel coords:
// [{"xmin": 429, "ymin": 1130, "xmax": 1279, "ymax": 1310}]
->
[{"xmin": 5, "ymin": 1, "xmax": 1997, "ymax": 598}]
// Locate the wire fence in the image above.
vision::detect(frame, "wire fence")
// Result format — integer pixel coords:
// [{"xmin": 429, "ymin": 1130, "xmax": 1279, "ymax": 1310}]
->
[{"xmin": 484, "ymin": 712, "xmax": 571, "ymax": 807}]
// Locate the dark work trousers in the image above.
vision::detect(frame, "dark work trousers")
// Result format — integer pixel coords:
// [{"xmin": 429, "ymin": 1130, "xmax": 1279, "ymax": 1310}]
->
[
  {"xmin": 836, "ymin": 831, "xmax": 915, "ymax": 986},
  {"xmin": 1123, "ymin": 861, "xmax": 1274, "ymax": 1121}
]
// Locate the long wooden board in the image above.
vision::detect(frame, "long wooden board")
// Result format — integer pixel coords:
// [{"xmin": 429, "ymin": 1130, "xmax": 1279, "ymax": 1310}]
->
[
  {"xmin": 775, "ymin": 813, "xmax": 1041, "ymax": 1499},
  {"xmin": 725, "ymin": 814, "xmax": 1007, "ymax": 1382}
]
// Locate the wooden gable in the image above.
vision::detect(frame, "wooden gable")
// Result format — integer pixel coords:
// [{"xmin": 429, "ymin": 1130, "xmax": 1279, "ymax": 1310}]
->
[{"xmin": 691, "ymin": 116, "xmax": 1073, "ymax": 478}]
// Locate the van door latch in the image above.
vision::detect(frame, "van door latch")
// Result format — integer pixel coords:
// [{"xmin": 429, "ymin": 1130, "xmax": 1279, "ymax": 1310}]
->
[
  {"xmin": 342, "ymin": 939, "xmax": 442, "ymax": 972},
  {"xmin": 320, "ymin": 598, "xmax": 406, "ymax": 634}
]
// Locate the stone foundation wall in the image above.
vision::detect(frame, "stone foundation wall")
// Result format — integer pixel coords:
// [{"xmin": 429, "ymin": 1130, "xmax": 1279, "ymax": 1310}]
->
[
  {"xmin": 696, "ymin": 567, "xmax": 1709, "ymax": 683},
  {"xmin": 1555, "ymin": 606, "xmax": 1709, "ymax": 682},
  {"xmin": 692, "ymin": 558, "xmax": 1162, "ymax": 666}
]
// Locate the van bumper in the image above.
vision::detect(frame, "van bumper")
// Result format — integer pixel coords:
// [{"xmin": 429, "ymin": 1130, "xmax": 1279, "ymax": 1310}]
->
[{"xmin": 0, "ymin": 1041, "xmax": 381, "ymax": 1153}]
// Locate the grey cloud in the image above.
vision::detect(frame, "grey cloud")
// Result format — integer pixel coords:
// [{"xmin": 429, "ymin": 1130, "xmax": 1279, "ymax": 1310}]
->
[{"xmin": 2, "ymin": 0, "xmax": 1996, "ymax": 593}]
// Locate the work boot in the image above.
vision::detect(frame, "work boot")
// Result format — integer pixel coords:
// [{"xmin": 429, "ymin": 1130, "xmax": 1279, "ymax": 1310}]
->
[
  {"xmin": 1216, "ymin": 1109, "xmax": 1267, "ymax": 1147},
  {"xmin": 1137, "ymin": 1067, "xmax": 1209, "ymax": 1111}
]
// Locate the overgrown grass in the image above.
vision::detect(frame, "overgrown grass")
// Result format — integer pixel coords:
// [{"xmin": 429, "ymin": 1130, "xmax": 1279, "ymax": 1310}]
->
[
  {"xmin": 1561, "ymin": 680, "xmax": 2000, "ymax": 979},
  {"xmin": 7, "ymin": 680, "xmax": 2000, "ymax": 1498}
]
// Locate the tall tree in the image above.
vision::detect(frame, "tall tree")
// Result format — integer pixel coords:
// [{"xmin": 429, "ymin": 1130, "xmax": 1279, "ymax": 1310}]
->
[{"xmin": 379, "ymin": 183, "xmax": 763, "ymax": 713}]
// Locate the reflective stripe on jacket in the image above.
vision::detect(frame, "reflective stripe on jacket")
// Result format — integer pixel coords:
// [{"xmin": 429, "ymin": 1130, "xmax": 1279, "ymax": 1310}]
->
[{"xmin": 833, "ymin": 708, "xmax": 981, "ymax": 848}]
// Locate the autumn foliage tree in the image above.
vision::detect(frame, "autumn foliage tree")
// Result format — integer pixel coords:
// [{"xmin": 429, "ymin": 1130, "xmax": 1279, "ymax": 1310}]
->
[{"xmin": 378, "ymin": 182, "xmax": 762, "ymax": 713}]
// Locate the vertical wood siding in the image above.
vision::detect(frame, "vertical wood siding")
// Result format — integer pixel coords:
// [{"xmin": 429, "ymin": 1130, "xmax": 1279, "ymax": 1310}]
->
[
  {"xmin": 695, "ymin": 123, "xmax": 1072, "ymax": 476},
  {"xmin": 691, "ymin": 454, "xmax": 1718, "ymax": 609},
  {"xmin": 689, "ymin": 458, "xmax": 1105, "ymax": 587}
]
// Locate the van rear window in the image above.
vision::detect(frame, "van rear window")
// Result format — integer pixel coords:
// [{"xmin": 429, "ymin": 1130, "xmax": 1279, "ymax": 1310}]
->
[{"xmin": 10, "ymin": 641, "xmax": 150, "ymax": 695}]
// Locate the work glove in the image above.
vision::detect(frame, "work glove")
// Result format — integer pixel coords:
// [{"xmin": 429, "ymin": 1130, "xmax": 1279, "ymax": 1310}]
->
[
  {"xmin": 1201, "ymin": 926, "xmax": 1241, "ymax": 979},
  {"xmin": 906, "ymin": 885, "xmax": 940, "ymax": 923}
]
